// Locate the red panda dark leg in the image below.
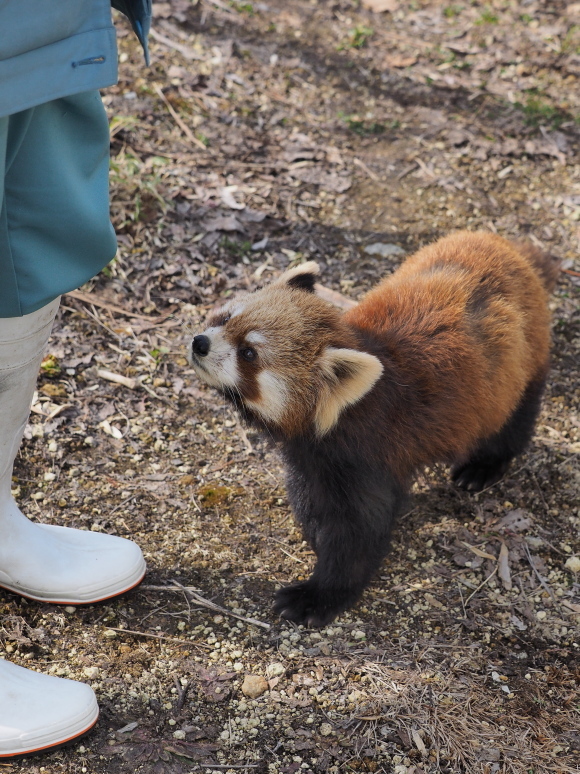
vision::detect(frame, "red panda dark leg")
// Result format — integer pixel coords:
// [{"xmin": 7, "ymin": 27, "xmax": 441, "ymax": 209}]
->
[
  {"xmin": 274, "ymin": 440, "xmax": 406, "ymax": 627},
  {"xmin": 452, "ymin": 371, "xmax": 548, "ymax": 492}
]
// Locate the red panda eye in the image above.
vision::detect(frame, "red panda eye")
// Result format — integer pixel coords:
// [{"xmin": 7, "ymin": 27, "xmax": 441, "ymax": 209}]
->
[{"xmin": 240, "ymin": 347, "xmax": 257, "ymax": 362}]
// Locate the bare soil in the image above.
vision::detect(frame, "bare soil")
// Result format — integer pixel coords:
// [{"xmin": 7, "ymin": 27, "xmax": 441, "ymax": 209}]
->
[{"xmin": 3, "ymin": 2, "xmax": 579, "ymax": 773}]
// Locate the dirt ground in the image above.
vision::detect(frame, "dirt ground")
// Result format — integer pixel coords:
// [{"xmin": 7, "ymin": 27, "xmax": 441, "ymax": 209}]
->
[{"xmin": 3, "ymin": 1, "xmax": 580, "ymax": 773}]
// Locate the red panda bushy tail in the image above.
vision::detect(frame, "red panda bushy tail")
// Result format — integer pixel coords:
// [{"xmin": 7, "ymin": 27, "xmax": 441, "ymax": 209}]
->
[{"xmin": 515, "ymin": 240, "xmax": 561, "ymax": 293}]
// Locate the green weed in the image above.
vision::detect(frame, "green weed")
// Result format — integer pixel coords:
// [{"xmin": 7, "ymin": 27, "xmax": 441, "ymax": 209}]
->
[
  {"xmin": 342, "ymin": 25, "xmax": 374, "ymax": 50},
  {"xmin": 221, "ymin": 237, "xmax": 253, "ymax": 257},
  {"xmin": 443, "ymin": 5, "xmax": 463, "ymax": 18},
  {"xmin": 230, "ymin": 1, "xmax": 254, "ymax": 14},
  {"xmin": 339, "ymin": 112, "xmax": 392, "ymax": 136},
  {"xmin": 476, "ymin": 7, "xmax": 499, "ymax": 24},
  {"xmin": 515, "ymin": 95, "xmax": 569, "ymax": 129}
]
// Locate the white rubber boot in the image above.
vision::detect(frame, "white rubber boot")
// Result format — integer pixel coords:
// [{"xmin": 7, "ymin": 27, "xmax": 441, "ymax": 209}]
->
[
  {"xmin": 0, "ymin": 300, "xmax": 146, "ymax": 604},
  {"xmin": 0, "ymin": 659, "xmax": 98, "ymax": 758}
]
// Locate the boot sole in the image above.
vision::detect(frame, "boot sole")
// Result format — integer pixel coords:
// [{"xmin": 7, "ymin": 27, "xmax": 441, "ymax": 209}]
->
[
  {"xmin": 0, "ymin": 567, "xmax": 146, "ymax": 605},
  {"xmin": 0, "ymin": 708, "xmax": 98, "ymax": 759}
]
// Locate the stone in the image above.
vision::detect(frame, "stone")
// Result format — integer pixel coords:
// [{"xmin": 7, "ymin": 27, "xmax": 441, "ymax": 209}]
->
[
  {"xmin": 565, "ymin": 556, "xmax": 580, "ymax": 573},
  {"xmin": 266, "ymin": 662, "xmax": 286, "ymax": 678},
  {"xmin": 241, "ymin": 674, "xmax": 268, "ymax": 699}
]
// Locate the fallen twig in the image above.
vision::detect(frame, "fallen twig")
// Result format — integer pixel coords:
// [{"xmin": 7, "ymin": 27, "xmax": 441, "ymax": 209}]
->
[
  {"xmin": 354, "ymin": 156, "xmax": 380, "ymax": 181},
  {"xmin": 104, "ymin": 626, "xmax": 207, "ymax": 647},
  {"xmin": 150, "ymin": 28, "xmax": 203, "ymax": 60},
  {"xmin": 173, "ymin": 675, "xmax": 192, "ymax": 711},
  {"xmin": 465, "ymin": 567, "xmax": 497, "ymax": 606},
  {"xmin": 154, "ymin": 85, "xmax": 208, "ymax": 151},
  {"xmin": 524, "ymin": 544, "xmax": 558, "ymax": 605},
  {"xmin": 64, "ymin": 289, "xmax": 173, "ymax": 323},
  {"xmin": 141, "ymin": 582, "xmax": 271, "ymax": 630},
  {"xmin": 139, "ymin": 381, "xmax": 174, "ymax": 406},
  {"xmin": 267, "ymin": 536, "xmax": 306, "ymax": 565}
]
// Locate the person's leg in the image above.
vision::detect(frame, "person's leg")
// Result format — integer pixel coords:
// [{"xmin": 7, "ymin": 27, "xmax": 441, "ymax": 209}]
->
[
  {"xmin": 0, "ymin": 92, "xmax": 146, "ymax": 601},
  {"xmin": 1, "ymin": 91, "xmax": 118, "ymax": 316},
  {"xmin": 0, "ymin": 94, "xmax": 143, "ymax": 756},
  {"xmin": 0, "ymin": 300, "xmax": 146, "ymax": 602}
]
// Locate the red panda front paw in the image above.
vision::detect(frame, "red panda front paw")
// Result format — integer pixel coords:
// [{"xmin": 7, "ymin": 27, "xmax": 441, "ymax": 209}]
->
[
  {"xmin": 274, "ymin": 581, "xmax": 346, "ymax": 628},
  {"xmin": 452, "ymin": 459, "xmax": 510, "ymax": 492}
]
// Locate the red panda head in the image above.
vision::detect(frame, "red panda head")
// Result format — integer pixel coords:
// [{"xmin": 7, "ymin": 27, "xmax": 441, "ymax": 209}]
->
[{"xmin": 189, "ymin": 262, "xmax": 383, "ymax": 437}]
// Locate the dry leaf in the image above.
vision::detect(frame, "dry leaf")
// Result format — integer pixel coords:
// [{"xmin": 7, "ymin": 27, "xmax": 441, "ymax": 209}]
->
[
  {"xmin": 412, "ymin": 728, "xmax": 428, "ymax": 757},
  {"xmin": 220, "ymin": 185, "xmax": 245, "ymax": 210},
  {"xmin": 288, "ymin": 166, "xmax": 352, "ymax": 193},
  {"xmin": 384, "ymin": 54, "xmax": 418, "ymax": 68},
  {"xmin": 497, "ymin": 509, "xmax": 532, "ymax": 532},
  {"xmin": 362, "ymin": 0, "xmax": 399, "ymax": 12},
  {"xmin": 202, "ymin": 215, "xmax": 244, "ymax": 232}
]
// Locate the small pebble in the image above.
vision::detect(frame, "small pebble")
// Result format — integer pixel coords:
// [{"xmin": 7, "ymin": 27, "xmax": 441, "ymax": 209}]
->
[
  {"xmin": 266, "ymin": 662, "xmax": 285, "ymax": 678},
  {"xmin": 241, "ymin": 674, "xmax": 268, "ymax": 699},
  {"xmin": 564, "ymin": 556, "xmax": 580, "ymax": 573}
]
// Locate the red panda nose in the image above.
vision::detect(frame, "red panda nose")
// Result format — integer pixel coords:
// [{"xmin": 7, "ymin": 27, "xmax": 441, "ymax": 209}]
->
[{"xmin": 192, "ymin": 335, "xmax": 211, "ymax": 357}]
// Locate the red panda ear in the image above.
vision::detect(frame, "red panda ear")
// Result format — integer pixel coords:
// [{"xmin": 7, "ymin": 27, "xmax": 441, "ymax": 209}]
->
[
  {"xmin": 273, "ymin": 261, "xmax": 320, "ymax": 293},
  {"xmin": 314, "ymin": 348, "xmax": 383, "ymax": 436}
]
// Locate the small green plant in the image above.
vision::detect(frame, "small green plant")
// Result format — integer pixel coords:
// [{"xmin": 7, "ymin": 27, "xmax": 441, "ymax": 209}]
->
[
  {"xmin": 339, "ymin": 112, "xmax": 389, "ymax": 136},
  {"xmin": 443, "ymin": 4, "xmax": 463, "ymax": 18},
  {"xmin": 559, "ymin": 24, "xmax": 580, "ymax": 54},
  {"xmin": 40, "ymin": 355, "xmax": 61, "ymax": 378},
  {"xmin": 515, "ymin": 95, "xmax": 568, "ymax": 129},
  {"xmin": 149, "ymin": 346, "xmax": 169, "ymax": 362},
  {"xmin": 221, "ymin": 237, "xmax": 253, "ymax": 258},
  {"xmin": 344, "ymin": 25, "xmax": 374, "ymax": 49},
  {"xmin": 476, "ymin": 7, "xmax": 499, "ymax": 24},
  {"xmin": 520, "ymin": 13, "xmax": 533, "ymax": 23},
  {"xmin": 230, "ymin": 0, "xmax": 254, "ymax": 14}
]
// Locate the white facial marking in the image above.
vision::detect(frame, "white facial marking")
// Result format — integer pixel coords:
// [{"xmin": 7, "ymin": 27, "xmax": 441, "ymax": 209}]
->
[
  {"xmin": 246, "ymin": 370, "xmax": 289, "ymax": 423},
  {"xmin": 230, "ymin": 303, "xmax": 246, "ymax": 318},
  {"xmin": 245, "ymin": 331, "xmax": 267, "ymax": 346},
  {"xmin": 190, "ymin": 327, "xmax": 239, "ymax": 389}
]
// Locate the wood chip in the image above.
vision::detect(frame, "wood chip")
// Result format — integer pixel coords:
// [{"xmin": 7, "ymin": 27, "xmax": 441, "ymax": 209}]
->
[
  {"xmin": 498, "ymin": 542, "xmax": 512, "ymax": 591},
  {"xmin": 96, "ymin": 369, "xmax": 137, "ymax": 390}
]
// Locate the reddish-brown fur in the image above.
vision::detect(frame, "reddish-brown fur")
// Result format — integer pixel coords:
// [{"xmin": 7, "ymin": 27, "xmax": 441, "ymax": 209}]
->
[{"xmin": 344, "ymin": 231, "xmax": 553, "ymax": 482}]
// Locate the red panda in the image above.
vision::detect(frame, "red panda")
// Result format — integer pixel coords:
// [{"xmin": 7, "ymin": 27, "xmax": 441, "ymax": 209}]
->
[{"xmin": 188, "ymin": 231, "xmax": 558, "ymax": 627}]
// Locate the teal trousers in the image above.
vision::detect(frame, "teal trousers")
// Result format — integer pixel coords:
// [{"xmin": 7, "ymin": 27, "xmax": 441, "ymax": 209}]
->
[{"xmin": 0, "ymin": 91, "xmax": 116, "ymax": 317}]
